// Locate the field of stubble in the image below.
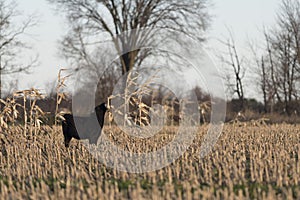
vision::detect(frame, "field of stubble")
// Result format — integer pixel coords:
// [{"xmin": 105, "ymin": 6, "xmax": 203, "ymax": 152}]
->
[{"xmin": 0, "ymin": 123, "xmax": 299, "ymax": 199}]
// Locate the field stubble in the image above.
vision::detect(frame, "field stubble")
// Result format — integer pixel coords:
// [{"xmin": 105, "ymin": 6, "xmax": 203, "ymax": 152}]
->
[{"xmin": 0, "ymin": 123, "xmax": 299, "ymax": 199}]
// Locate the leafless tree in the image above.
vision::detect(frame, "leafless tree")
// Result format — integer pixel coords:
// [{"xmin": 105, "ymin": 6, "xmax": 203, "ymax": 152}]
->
[
  {"xmin": 219, "ymin": 31, "xmax": 246, "ymax": 111},
  {"xmin": 260, "ymin": 0, "xmax": 300, "ymax": 115},
  {"xmin": 0, "ymin": 0, "xmax": 38, "ymax": 98},
  {"xmin": 48, "ymin": 0, "xmax": 211, "ymax": 77},
  {"xmin": 250, "ymin": 35, "xmax": 274, "ymax": 113}
]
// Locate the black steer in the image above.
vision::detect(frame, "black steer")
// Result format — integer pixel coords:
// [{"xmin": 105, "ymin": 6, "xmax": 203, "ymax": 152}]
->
[{"xmin": 62, "ymin": 103, "xmax": 108, "ymax": 147}]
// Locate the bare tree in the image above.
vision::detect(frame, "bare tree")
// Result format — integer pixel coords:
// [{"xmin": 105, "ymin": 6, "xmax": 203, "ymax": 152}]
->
[
  {"xmin": 252, "ymin": 55, "xmax": 268, "ymax": 113},
  {"xmin": 0, "ymin": 0, "xmax": 38, "ymax": 98},
  {"xmin": 48, "ymin": 0, "xmax": 211, "ymax": 76},
  {"xmin": 260, "ymin": 0, "xmax": 300, "ymax": 115},
  {"xmin": 250, "ymin": 35, "xmax": 275, "ymax": 113},
  {"xmin": 219, "ymin": 31, "xmax": 246, "ymax": 111}
]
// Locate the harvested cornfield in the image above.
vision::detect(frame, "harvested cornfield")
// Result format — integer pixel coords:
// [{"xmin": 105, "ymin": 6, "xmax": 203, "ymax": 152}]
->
[{"xmin": 0, "ymin": 124, "xmax": 299, "ymax": 199}]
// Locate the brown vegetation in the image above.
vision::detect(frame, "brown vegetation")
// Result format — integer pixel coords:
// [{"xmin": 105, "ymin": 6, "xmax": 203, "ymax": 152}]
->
[{"xmin": 0, "ymin": 123, "xmax": 299, "ymax": 199}]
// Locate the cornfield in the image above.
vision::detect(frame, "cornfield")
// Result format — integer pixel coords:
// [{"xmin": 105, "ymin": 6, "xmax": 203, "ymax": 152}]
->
[
  {"xmin": 0, "ymin": 123, "xmax": 299, "ymax": 199},
  {"xmin": 0, "ymin": 69, "xmax": 299, "ymax": 199}
]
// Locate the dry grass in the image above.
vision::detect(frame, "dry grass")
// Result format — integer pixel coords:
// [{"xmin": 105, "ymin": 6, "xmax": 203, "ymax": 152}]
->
[
  {"xmin": 55, "ymin": 69, "xmax": 71, "ymax": 126},
  {"xmin": 0, "ymin": 123, "xmax": 299, "ymax": 199}
]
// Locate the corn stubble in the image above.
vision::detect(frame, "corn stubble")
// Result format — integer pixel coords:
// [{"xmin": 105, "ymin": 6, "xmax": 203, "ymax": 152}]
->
[{"xmin": 0, "ymin": 123, "xmax": 299, "ymax": 199}]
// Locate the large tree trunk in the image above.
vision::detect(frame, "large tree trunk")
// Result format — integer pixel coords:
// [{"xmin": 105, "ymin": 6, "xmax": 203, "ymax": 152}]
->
[{"xmin": 120, "ymin": 50, "xmax": 139, "ymax": 74}]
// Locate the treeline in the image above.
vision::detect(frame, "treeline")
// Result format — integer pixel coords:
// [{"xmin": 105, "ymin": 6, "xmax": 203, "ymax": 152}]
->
[
  {"xmin": 221, "ymin": 0, "xmax": 300, "ymax": 116},
  {"xmin": 1, "ymin": 85, "xmax": 300, "ymax": 127}
]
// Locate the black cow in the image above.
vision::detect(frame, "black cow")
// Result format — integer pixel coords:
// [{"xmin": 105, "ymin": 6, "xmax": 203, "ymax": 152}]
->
[{"xmin": 62, "ymin": 103, "xmax": 108, "ymax": 147}]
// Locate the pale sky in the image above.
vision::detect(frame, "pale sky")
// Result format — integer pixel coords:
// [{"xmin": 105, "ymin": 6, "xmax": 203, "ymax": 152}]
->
[
  {"xmin": 206, "ymin": 0, "xmax": 279, "ymax": 99},
  {"xmin": 4, "ymin": 0, "xmax": 279, "ymax": 99}
]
